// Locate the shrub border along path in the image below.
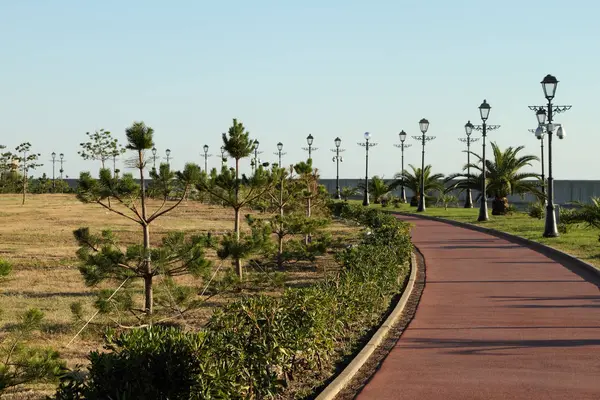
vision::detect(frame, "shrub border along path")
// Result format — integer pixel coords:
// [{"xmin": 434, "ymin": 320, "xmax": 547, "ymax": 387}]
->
[
  {"xmin": 315, "ymin": 248, "xmax": 427, "ymax": 400},
  {"xmin": 389, "ymin": 211, "xmax": 600, "ymax": 278}
]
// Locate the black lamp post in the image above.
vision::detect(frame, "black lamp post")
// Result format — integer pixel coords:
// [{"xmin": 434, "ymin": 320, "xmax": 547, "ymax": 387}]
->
[
  {"xmin": 529, "ymin": 125, "xmax": 546, "ymax": 198},
  {"xmin": 202, "ymin": 144, "xmax": 212, "ymax": 173},
  {"xmin": 357, "ymin": 132, "xmax": 377, "ymax": 206},
  {"xmin": 472, "ymin": 100, "xmax": 500, "ymax": 221},
  {"xmin": 528, "ymin": 75, "xmax": 571, "ymax": 237},
  {"xmin": 59, "ymin": 153, "xmax": 65, "ymax": 180},
  {"xmin": 274, "ymin": 142, "xmax": 286, "ymax": 167},
  {"xmin": 111, "ymin": 149, "xmax": 120, "ymax": 177},
  {"xmin": 458, "ymin": 121, "xmax": 479, "ymax": 208},
  {"xmin": 412, "ymin": 119, "xmax": 435, "ymax": 212},
  {"xmin": 151, "ymin": 147, "xmax": 157, "ymax": 170},
  {"xmin": 393, "ymin": 130, "xmax": 411, "ymax": 203},
  {"xmin": 302, "ymin": 134, "xmax": 318, "ymax": 159},
  {"xmin": 165, "ymin": 149, "xmax": 171, "ymax": 167},
  {"xmin": 252, "ymin": 140, "xmax": 262, "ymax": 173},
  {"xmin": 220, "ymin": 145, "xmax": 227, "ymax": 167},
  {"xmin": 331, "ymin": 137, "xmax": 345, "ymax": 199},
  {"xmin": 51, "ymin": 152, "xmax": 56, "ymax": 191}
]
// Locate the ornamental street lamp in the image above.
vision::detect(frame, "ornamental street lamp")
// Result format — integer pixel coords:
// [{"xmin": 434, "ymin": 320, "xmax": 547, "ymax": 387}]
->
[
  {"xmin": 528, "ymin": 126, "xmax": 546, "ymax": 198},
  {"xmin": 220, "ymin": 145, "xmax": 227, "ymax": 167},
  {"xmin": 51, "ymin": 152, "xmax": 56, "ymax": 190},
  {"xmin": 165, "ymin": 149, "xmax": 172, "ymax": 167},
  {"xmin": 252, "ymin": 140, "xmax": 263, "ymax": 173},
  {"xmin": 331, "ymin": 137, "xmax": 345, "ymax": 199},
  {"xmin": 393, "ymin": 130, "xmax": 412, "ymax": 203},
  {"xmin": 202, "ymin": 144, "xmax": 212, "ymax": 173},
  {"xmin": 412, "ymin": 119, "xmax": 435, "ymax": 212},
  {"xmin": 458, "ymin": 121, "xmax": 479, "ymax": 208},
  {"xmin": 273, "ymin": 142, "xmax": 286, "ymax": 167},
  {"xmin": 528, "ymin": 74, "xmax": 571, "ymax": 237},
  {"xmin": 472, "ymin": 100, "xmax": 501, "ymax": 221},
  {"xmin": 151, "ymin": 147, "xmax": 157, "ymax": 170},
  {"xmin": 111, "ymin": 149, "xmax": 121, "ymax": 177},
  {"xmin": 302, "ymin": 134, "xmax": 318, "ymax": 159},
  {"xmin": 357, "ymin": 132, "xmax": 377, "ymax": 206},
  {"xmin": 59, "ymin": 153, "xmax": 65, "ymax": 180}
]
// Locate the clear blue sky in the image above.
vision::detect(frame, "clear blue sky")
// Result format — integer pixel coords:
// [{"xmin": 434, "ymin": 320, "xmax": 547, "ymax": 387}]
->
[{"xmin": 0, "ymin": 0, "xmax": 596, "ymax": 180}]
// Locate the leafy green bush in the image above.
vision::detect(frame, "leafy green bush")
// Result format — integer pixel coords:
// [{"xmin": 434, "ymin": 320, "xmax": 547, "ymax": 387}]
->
[
  {"xmin": 561, "ymin": 198, "xmax": 600, "ymax": 229},
  {"xmin": 53, "ymin": 205, "xmax": 412, "ymax": 399},
  {"xmin": 436, "ymin": 194, "xmax": 458, "ymax": 210},
  {"xmin": 557, "ymin": 223, "xmax": 570, "ymax": 234},
  {"xmin": 528, "ymin": 201, "xmax": 544, "ymax": 219},
  {"xmin": 0, "ymin": 259, "xmax": 11, "ymax": 279}
]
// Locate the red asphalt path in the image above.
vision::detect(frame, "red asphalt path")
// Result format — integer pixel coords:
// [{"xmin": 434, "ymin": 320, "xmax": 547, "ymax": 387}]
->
[{"xmin": 357, "ymin": 215, "xmax": 600, "ymax": 400}]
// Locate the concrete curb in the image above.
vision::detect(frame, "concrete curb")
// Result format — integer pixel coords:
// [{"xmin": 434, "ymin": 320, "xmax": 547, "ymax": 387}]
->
[
  {"xmin": 390, "ymin": 211, "xmax": 600, "ymax": 279},
  {"xmin": 315, "ymin": 252, "xmax": 418, "ymax": 400}
]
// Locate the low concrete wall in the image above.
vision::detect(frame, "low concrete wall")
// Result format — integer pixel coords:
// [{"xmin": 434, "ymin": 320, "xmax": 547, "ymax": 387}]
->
[
  {"xmin": 318, "ymin": 179, "xmax": 600, "ymax": 206},
  {"xmin": 59, "ymin": 178, "xmax": 600, "ymax": 206}
]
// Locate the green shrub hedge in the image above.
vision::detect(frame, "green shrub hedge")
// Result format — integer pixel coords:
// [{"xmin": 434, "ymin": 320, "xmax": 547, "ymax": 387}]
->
[{"xmin": 53, "ymin": 203, "xmax": 412, "ymax": 399}]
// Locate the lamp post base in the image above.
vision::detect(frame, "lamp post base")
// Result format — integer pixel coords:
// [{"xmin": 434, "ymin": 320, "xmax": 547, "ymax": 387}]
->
[
  {"xmin": 477, "ymin": 199, "xmax": 489, "ymax": 222},
  {"xmin": 363, "ymin": 191, "xmax": 369, "ymax": 206},
  {"xmin": 543, "ymin": 203, "xmax": 559, "ymax": 237},
  {"xmin": 417, "ymin": 196, "xmax": 425, "ymax": 212},
  {"xmin": 400, "ymin": 186, "xmax": 406, "ymax": 203},
  {"xmin": 464, "ymin": 189, "xmax": 473, "ymax": 208}
]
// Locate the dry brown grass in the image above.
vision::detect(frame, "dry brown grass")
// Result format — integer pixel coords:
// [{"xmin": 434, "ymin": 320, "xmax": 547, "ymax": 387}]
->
[{"xmin": 0, "ymin": 194, "xmax": 359, "ymax": 398}]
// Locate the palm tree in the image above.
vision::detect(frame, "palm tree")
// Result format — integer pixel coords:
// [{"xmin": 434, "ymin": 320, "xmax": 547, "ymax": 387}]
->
[
  {"xmin": 446, "ymin": 142, "xmax": 542, "ymax": 215},
  {"xmin": 340, "ymin": 186, "xmax": 359, "ymax": 202},
  {"xmin": 390, "ymin": 165, "xmax": 444, "ymax": 207},
  {"xmin": 357, "ymin": 175, "xmax": 390, "ymax": 204}
]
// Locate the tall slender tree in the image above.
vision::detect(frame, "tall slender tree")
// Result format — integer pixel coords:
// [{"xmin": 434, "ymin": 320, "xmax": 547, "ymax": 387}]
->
[
  {"xmin": 78, "ymin": 129, "xmax": 122, "ymax": 170},
  {"xmin": 11, "ymin": 143, "xmax": 43, "ymax": 205},
  {"xmin": 196, "ymin": 119, "xmax": 276, "ymax": 279},
  {"xmin": 293, "ymin": 159, "xmax": 328, "ymax": 244},
  {"xmin": 75, "ymin": 122, "xmax": 205, "ymax": 315}
]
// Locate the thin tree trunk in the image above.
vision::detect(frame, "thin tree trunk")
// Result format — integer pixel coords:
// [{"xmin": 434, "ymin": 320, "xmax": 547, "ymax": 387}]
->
[
  {"xmin": 21, "ymin": 159, "xmax": 26, "ymax": 205},
  {"xmin": 277, "ymin": 233, "xmax": 284, "ymax": 268},
  {"xmin": 21, "ymin": 176, "xmax": 26, "ymax": 205},
  {"xmin": 305, "ymin": 196, "xmax": 311, "ymax": 245},
  {"xmin": 278, "ymin": 177, "xmax": 284, "ymax": 267},
  {"xmin": 234, "ymin": 158, "xmax": 242, "ymax": 280},
  {"xmin": 139, "ymin": 150, "xmax": 152, "ymax": 314}
]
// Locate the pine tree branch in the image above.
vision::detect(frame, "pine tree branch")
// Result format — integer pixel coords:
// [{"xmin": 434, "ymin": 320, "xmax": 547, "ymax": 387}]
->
[
  {"xmin": 149, "ymin": 196, "xmax": 168, "ymax": 221},
  {"xmin": 117, "ymin": 263, "xmax": 138, "ymax": 273},
  {"xmin": 239, "ymin": 185, "xmax": 274, "ymax": 208},
  {"xmin": 79, "ymin": 236, "xmax": 100, "ymax": 253},
  {"xmin": 198, "ymin": 184, "xmax": 231, "ymax": 205},
  {"xmin": 96, "ymin": 200, "xmax": 142, "ymax": 225},
  {"xmin": 109, "ymin": 191, "xmax": 144, "ymax": 222},
  {"xmin": 128, "ymin": 200, "xmax": 144, "ymax": 221},
  {"xmin": 147, "ymin": 186, "xmax": 189, "ymax": 223}
]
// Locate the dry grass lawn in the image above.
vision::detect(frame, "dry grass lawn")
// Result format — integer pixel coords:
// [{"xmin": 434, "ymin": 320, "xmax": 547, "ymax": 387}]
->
[{"xmin": 0, "ymin": 194, "xmax": 359, "ymax": 399}]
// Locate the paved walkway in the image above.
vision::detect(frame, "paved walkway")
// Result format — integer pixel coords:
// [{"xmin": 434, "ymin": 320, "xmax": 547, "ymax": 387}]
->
[{"xmin": 357, "ymin": 215, "xmax": 600, "ymax": 400}]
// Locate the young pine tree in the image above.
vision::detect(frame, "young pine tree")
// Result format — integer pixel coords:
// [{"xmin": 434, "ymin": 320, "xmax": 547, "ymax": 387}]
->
[
  {"xmin": 196, "ymin": 119, "xmax": 276, "ymax": 279},
  {"xmin": 293, "ymin": 159, "xmax": 328, "ymax": 244},
  {"xmin": 75, "ymin": 121, "xmax": 208, "ymax": 317},
  {"xmin": 11, "ymin": 143, "xmax": 43, "ymax": 205}
]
